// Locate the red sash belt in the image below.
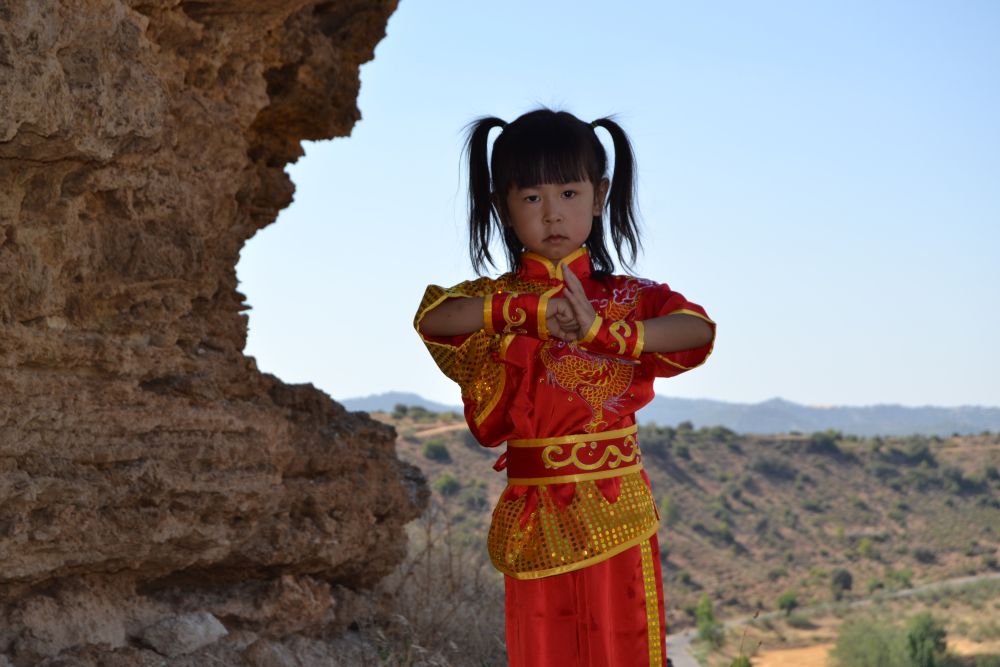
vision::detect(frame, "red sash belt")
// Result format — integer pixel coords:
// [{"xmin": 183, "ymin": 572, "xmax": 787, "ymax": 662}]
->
[{"xmin": 494, "ymin": 424, "xmax": 642, "ymax": 485}]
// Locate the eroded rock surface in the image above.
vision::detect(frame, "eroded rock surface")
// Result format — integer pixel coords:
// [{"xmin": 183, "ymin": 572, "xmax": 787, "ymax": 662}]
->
[{"xmin": 0, "ymin": 1, "xmax": 424, "ymax": 664}]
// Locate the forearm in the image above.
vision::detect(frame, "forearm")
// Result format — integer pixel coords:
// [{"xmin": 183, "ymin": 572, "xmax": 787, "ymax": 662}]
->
[
  {"xmin": 419, "ymin": 297, "xmax": 485, "ymax": 336},
  {"xmin": 640, "ymin": 313, "xmax": 714, "ymax": 353}
]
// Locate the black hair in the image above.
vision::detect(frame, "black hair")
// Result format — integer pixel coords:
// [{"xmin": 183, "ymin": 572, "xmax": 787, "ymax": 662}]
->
[{"xmin": 464, "ymin": 108, "xmax": 641, "ymax": 276}]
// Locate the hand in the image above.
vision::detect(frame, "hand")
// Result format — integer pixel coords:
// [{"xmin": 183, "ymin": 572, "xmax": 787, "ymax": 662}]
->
[
  {"xmin": 561, "ymin": 265, "xmax": 597, "ymax": 338},
  {"xmin": 545, "ymin": 298, "xmax": 580, "ymax": 341}
]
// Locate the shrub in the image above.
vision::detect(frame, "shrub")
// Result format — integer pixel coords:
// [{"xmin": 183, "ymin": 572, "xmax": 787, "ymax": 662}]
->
[
  {"xmin": 696, "ymin": 594, "xmax": 724, "ymax": 648},
  {"xmin": 391, "ymin": 403, "xmax": 409, "ymax": 419},
  {"xmin": 831, "ymin": 568, "xmax": 853, "ymax": 601},
  {"xmin": 408, "ymin": 405, "xmax": 434, "ymax": 422},
  {"xmin": 906, "ymin": 612, "xmax": 947, "ymax": 667},
  {"xmin": 913, "ymin": 547, "xmax": 937, "ymax": 564},
  {"xmin": 786, "ymin": 613, "xmax": 817, "ymax": 630},
  {"xmin": 802, "ymin": 499, "xmax": 825, "ymax": 513},
  {"xmin": 808, "ymin": 430, "xmax": 843, "ymax": 457},
  {"xmin": 750, "ymin": 457, "xmax": 796, "ymax": 481},
  {"xmin": 858, "ymin": 537, "xmax": 877, "ymax": 560},
  {"xmin": 422, "ymin": 439, "xmax": 451, "ymax": 463},
  {"xmin": 434, "ymin": 474, "xmax": 461, "ymax": 497},
  {"xmin": 459, "ymin": 481, "xmax": 489, "ymax": 512},
  {"xmin": 886, "ymin": 567, "xmax": 914, "ymax": 590},
  {"xmin": 776, "ymin": 590, "xmax": 799, "ymax": 616},
  {"xmin": 831, "ymin": 617, "xmax": 908, "ymax": 667}
]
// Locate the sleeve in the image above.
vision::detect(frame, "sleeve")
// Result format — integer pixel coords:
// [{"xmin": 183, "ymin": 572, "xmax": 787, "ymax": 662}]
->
[
  {"xmin": 413, "ymin": 278, "xmax": 511, "ymax": 431},
  {"xmin": 635, "ymin": 282, "xmax": 716, "ymax": 378}
]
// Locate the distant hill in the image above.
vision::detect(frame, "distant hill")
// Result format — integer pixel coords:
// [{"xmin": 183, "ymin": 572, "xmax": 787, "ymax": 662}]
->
[
  {"xmin": 639, "ymin": 396, "xmax": 1000, "ymax": 437},
  {"xmin": 382, "ymin": 410, "xmax": 1000, "ymax": 632},
  {"xmin": 340, "ymin": 391, "xmax": 463, "ymax": 415},
  {"xmin": 340, "ymin": 392, "xmax": 1000, "ymax": 436}
]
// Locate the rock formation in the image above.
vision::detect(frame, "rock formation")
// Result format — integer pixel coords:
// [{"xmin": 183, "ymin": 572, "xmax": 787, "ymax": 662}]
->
[{"xmin": 0, "ymin": 1, "xmax": 426, "ymax": 664}]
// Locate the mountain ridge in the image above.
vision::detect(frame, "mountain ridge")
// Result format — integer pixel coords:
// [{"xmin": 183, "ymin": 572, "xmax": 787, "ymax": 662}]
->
[{"xmin": 340, "ymin": 391, "xmax": 1000, "ymax": 436}]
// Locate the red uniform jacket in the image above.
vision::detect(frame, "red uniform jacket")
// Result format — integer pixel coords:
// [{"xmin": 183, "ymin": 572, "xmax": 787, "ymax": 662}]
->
[{"xmin": 415, "ymin": 248, "xmax": 715, "ymax": 580}]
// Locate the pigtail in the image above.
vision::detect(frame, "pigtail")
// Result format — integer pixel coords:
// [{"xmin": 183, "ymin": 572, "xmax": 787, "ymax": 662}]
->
[
  {"xmin": 591, "ymin": 118, "xmax": 641, "ymax": 271},
  {"xmin": 464, "ymin": 116, "xmax": 508, "ymax": 275}
]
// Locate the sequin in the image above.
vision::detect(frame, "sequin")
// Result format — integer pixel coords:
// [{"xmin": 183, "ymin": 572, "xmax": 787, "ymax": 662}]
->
[{"xmin": 488, "ymin": 472, "xmax": 658, "ymax": 580}]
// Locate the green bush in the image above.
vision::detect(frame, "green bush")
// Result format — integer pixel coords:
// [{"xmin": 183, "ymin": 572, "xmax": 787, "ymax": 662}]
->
[
  {"xmin": 786, "ymin": 613, "xmax": 817, "ymax": 630},
  {"xmin": 777, "ymin": 590, "xmax": 799, "ymax": 616},
  {"xmin": 886, "ymin": 567, "xmax": 914, "ymax": 590},
  {"xmin": 696, "ymin": 594, "xmax": 724, "ymax": 648},
  {"xmin": 434, "ymin": 474, "xmax": 461, "ymax": 497},
  {"xmin": 858, "ymin": 537, "xmax": 877, "ymax": 560},
  {"xmin": 831, "ymin": 617, "xmax": 908, "ymax": 667},
  {"xmin": 906, "ymin": 612, "xmax": 947, "ymax": 667},
  {"xmin": 422, "ymin": 439, "xmax": 451, "ymax": 463},
  {"xmin": 867, "ymin": 578, "xmax": 885, "ymax": 594}
]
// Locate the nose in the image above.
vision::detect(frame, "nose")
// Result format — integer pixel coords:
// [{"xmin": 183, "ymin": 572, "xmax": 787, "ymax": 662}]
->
[{"xmin": 542, "ymin": 199, "xmax": 562, "ymax": 223}]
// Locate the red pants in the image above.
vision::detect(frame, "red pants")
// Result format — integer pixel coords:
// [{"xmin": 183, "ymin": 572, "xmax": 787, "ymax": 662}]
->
[{"xmin": 504, "ymin": 534, "xmax": 667, "ymax": 666}]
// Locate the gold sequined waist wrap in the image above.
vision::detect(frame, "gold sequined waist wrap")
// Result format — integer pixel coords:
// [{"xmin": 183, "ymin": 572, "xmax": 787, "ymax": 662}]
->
[{"xmin": 488, "ymin": 430, "xmax": 660, "ymax": 580}]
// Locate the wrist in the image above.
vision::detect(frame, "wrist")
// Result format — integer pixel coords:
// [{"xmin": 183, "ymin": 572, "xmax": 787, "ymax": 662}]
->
[
  {"xmin": 577, "ymin": 315, "xmax": 644, "ymax": 358},
  {"xmin": 484, "ymin": 292, "xmax": 549, "ymax": 339}
]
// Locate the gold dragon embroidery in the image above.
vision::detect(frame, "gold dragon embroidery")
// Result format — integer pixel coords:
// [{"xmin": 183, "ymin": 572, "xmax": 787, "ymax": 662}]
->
[
  {"xmin": 538, "ymin": 277, "xmax": 651, "ymax": 432},
  {"xmin": 540, "ymin": 342, "xmax": 635, "ymax": 433}
]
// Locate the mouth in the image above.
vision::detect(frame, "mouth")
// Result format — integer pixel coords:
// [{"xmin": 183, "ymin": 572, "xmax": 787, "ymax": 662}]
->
[{"xmin": 544, "ymin": 234, "xmax": 568, "ymax": 243}]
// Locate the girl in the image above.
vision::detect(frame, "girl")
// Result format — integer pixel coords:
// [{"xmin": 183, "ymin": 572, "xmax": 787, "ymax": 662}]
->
[{"xmin": 414, "ymin": 109, "xmax": 715, "ymax": 667}]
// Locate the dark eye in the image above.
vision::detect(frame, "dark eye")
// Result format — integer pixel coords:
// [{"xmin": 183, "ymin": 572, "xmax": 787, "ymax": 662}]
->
[
  {"xmin": 562, "ymin": 190, "xmax": 577, "ymax": 199},
  {"xmin": 525, "ymin": 195, "xmax": 540, "ymax": 203}
]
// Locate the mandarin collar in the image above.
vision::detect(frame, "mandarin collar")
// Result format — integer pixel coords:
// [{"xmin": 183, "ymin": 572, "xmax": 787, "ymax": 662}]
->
[{"xmin": 517, "ymin": 247, "xmax": 592, "ymax": 282}]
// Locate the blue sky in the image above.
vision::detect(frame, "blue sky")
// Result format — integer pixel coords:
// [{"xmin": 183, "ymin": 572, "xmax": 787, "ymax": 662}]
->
[{"xmin": 236, "ymin": 0, "xmax": 1000, "ymax": 408}]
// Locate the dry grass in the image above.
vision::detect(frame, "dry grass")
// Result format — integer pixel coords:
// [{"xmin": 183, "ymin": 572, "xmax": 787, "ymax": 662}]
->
[{"xmin": 369, "ymin": 500, "xmax": 506, "ymax": 667}]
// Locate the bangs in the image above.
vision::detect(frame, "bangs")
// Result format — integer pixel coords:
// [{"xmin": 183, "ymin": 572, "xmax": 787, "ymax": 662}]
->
[
  {"xmin": 503, "ymin": 141, "xmax": 596, "ymax": 189},
  {"xmin": 491, "ymin": 111, "xmax": 604, "ymax": 192}
]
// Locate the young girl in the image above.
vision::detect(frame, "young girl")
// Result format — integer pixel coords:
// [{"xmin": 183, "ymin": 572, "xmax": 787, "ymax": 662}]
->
[{"xmin": 414, "ymin": 109, "xmax": 715, "ymax": 667}]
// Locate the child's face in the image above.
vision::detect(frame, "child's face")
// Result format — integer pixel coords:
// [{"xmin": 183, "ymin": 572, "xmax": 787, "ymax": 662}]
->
[{"xmin": 504, "ymin": 179, "xmax": 608, "ymax": 263}]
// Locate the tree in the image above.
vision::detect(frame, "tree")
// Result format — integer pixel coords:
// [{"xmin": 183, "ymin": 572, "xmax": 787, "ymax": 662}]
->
[
  {"xmin": 906, "ymin": 613, "xmax": 947, "ymax": 667},
  {"xmin": 695, "ymin": 594, "xmax": 724, "ymax": 648},
  {"xmin": 831, "ymin": 568, "xmax": 853, "ymax": 601},
  {"xmin": 777, "ymin": 590, "xmax": 799, "ymax": 616}
]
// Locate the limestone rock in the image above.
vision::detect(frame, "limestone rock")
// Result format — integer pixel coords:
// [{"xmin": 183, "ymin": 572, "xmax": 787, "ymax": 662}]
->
[
  {"xmin": 0, "ymin": 0, "xmax": 427, "ymax": 665},
  {"xmin": 138, "ymin": 612, "xmax": 228, "ymax": 657},
  {"xmin": 243, "ymin": 640, "xmax": 300, "ymax": 667}
]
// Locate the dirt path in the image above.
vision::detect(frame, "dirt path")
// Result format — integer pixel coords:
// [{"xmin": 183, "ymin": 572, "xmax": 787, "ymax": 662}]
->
[
  {"xmin": 410, "ymin": 423, "xmax": 468, "ymax": 438},
  {"xmin": 753, "ymin": 643, "xmax": 833, "ymax": 667}
]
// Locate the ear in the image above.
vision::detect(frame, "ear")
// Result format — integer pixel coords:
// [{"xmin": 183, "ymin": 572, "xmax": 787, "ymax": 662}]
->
[{"xmin": 592, "ymin": 178, "xmax": 610, "ymax": 216}]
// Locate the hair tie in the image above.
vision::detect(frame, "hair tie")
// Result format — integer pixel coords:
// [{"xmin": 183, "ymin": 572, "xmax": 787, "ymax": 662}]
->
[
  {"xmin": 500, "ymin": 121, "xmax": 509, "ymax": 129},
  {"xmin": 590, "ymin": 120, "xmax": 599, "ymax": 129}
]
